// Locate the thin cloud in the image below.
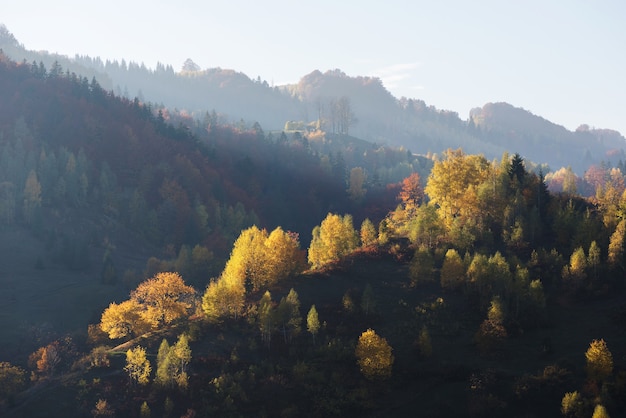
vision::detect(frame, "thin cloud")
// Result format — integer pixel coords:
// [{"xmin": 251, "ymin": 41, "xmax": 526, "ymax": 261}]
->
[{"xmin": 370, "ymin": 62, "xmax": 422, "ymax": 91}]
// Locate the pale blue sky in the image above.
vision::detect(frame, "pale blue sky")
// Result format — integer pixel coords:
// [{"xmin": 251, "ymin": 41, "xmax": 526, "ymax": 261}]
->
[{"xmin": 3, "ymin": 1, "xmax": 625, "ymax": 134}]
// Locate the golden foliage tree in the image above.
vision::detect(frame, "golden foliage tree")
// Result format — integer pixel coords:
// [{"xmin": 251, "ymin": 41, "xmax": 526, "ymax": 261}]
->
[
  {"xmin": 201, "ymin": 277, "xmax": 245, "ymax": 323},
  {"xmin": 561, "ymin": 391, "xmax": 584, "ymax": 418},
  {"xmin": 355, "ymin": 328, "xmax": 394, "ymax": 380},
  {"xmin": 131, "ymin": 272, "xmax": 195, "ymax": 328},
  {"xmin": 440, "ymin": 249, "xmax": 465, "ymax": 290},
  {"xmin": 608, "ymin": 219, "xmax": 626, "ymax": 270},
  {"xmin": 592, "ymin": 404, "xmax": 610, "ymax": 418},
  {"xmin": 306, "ymin": 304, "xmax": 320, "ymax": 344},
  {"xmin": 124, "ymin": 346, "xmax": 151, "ymax": 386},
  {"xmin": 360, "ymin": 218, "xmax": 378, "ymax": 248},
  {"xmin": 424, "ymin": 149, "xmax": 489, "ymax": 230},
  {"xmin": 562, "ymin": 247, "xmax": 587, "ymax": 290},
  {"xmin": 585, "ymin": 339, "xmax": 613, "ymax": 381},
  {"xmin": 308, "ymin": 213, "xmax": 358, "ymax": 269},
  {"xmin": 220, "ymin": 226, "xmax": 302, "ymax": 292},
  {"xmin": 100, "ymin": 299, "xmax": 148, "ymax": 339}
]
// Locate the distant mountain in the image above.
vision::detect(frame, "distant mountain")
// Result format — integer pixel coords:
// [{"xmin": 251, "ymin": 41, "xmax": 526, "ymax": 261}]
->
[
  {"xmin": 470, "ymin": 103, "xmax": 626, "ymax": 173},
  {"xmin": 2, "ymin": 24, "xmax": 624, "ymax": 174}
]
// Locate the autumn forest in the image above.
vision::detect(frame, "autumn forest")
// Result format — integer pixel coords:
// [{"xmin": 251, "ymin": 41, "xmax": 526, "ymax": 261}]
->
[{"xmin": 0, "ymin": 29, "xmax": 625, "ymax": 418}]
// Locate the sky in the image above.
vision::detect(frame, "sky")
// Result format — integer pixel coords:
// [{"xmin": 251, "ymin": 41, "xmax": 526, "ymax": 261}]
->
[{"xmin": 3, "ymin": 0, "xmax": 625, "ymax": 134}]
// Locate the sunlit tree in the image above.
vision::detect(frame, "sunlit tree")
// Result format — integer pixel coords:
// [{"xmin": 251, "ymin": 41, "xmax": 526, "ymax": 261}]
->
[
  {"xmin": 308, "ymin": 213, "xmax": 358, "ymax": 268},
  {"xmin": 355, "ymin": 328, "xmax": 394, "ymax": 380},
  {"xmin": 586, "ymin": 339, "xmax": 613, "ymax": 381},
  {"xmin": 424, "ymin": 149, "xmax": 489, "ymax": 231},
  {"xmin": 100, "ymin": 299, "xmax": 149, "ymax": 339},
  {"xmin": 124, "ymin": 346, "xmax": 151, "ymax": 386},
  {"xmin": 440, "ymin": 249, "xmax": 465, "ymax": 290},
  {"xmin": 360, "ymin": 218, "xmax": 378, "ymax": 248},
  {"xmin": 306, "ymin": 304, "xmax": 320, "ymax": 344},
  {"xmin": 131, "ymin": 272, "xmax": 195, "ymax": 328}
]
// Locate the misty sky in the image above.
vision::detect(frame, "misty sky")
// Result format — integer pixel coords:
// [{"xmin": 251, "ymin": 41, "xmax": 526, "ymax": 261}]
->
[{"xmin": 3, "ymin": 0, "xmax": 625, "ymax": 135}]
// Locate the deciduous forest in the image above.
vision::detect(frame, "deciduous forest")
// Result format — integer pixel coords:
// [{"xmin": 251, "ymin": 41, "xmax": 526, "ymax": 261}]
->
[{"xmin": 0, "ymin": 34, "xmax": 625, "ymax": 418}]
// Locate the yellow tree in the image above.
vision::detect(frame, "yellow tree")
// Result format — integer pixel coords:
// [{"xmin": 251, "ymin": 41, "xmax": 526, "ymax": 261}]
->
[
  {"xmin": 221, "ymin": 226, "xmax": 268, "ymax": 290},
  {"xmin": 131, "ymin": 272, "xmax": 196, "ymax": 329},
  {"xmin": 592, "ymin": 404, "xmax": 610, "ymax": 418},
  {"xmin": 100, "ymin": 299, "xmax": 149, "ymax": 339},
  {"xmin": 360, "ymin": 218, "xmax": 378, "ymax": 248},
  {"xmin": 424, "ymin": 149, "xmax": 489, "ymax": 231},
  {"xmin": 201, "ymin": 276, "xmax": 245, "ymax": 323},
  {"xmin": 608, "ymin": 219, "xmax": 626, "ymax": 270},
  {"xmin": 221, "ymin": 226, "xmax": 302, "ymax": 292},
  {"xmin": 355, "ymin": 328, "xmax": 394, "ymax": 380},
  {"xmin": 440, "ymin": 249, "xmax": 465, "ymax": 290},
  {"xmin": 124, "ymin": 346, "xmax": 151, "ymax": 386},
  {"xmin": 586, "ymin": 339, "xmax": 613, "ymax": 381},
  {"xmin": 562, "ymin": 247, "xmax": 587, "ymax": 290},
  {"xmin": 306, "ymin": 305, "xmax": 320, "ymax": 344},
  {"xmin": 263, "ymin": 227, "xmax": 302, "ymax": 287},
  {"xmin": 308, "ymin": 213, "xmax": 358, "ymax": 269}
]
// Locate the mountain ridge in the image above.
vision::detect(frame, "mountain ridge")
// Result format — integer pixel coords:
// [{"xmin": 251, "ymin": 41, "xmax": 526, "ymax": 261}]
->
[{"xmin": 1, "ymin": 24, "xmax": 624, "ymax": 174}]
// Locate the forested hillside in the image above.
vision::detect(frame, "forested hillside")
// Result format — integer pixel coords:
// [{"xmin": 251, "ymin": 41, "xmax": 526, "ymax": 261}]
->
[
  {"xmin": 0, "ymin": 51, "xmax": 421, "ymax": 358},
  {"xmin": 0, "ymin": 26, "xmax": 625, "ymax": 418}
]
